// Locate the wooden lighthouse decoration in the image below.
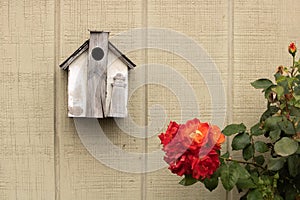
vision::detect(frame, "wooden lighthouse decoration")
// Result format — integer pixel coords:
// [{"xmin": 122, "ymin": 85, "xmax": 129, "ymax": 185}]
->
[{"xmin": 60, "ymin": 31, "xmax": 136, "ymax": 118}]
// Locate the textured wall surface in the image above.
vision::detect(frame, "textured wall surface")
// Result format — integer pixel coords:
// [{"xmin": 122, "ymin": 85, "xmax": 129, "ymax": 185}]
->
[
  {"xmin": 1, "ymin": 0, "xmax": 300, "ymax": 199},
  {"xmin": 0, "ymin": 0, "xmax": 55, "ymax": 199}
]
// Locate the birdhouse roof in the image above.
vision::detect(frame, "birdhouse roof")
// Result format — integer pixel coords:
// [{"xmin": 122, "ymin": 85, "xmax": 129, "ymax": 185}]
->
[{"xmin": 59, "ymin": 39, "xmax": 136, "ymax": 70}]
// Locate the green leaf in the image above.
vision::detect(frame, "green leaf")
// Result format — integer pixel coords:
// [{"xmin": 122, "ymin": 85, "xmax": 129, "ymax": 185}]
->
[
  {"xmin": 272, "ymin": 85, "xmax": 284, "ymax": 98},
  {"xmin": 274, "ymin": 137, "xmax": 299, "ymax": 156},
  {"xmin": 231, "ymin": 132, "xmax": 251, "ymax": 150},
  {"xmin": 250, "ymin": 123, "xmax": 264, "ymax": 136},
  {"xmin": 263, "ymin": 116, "xmax": 282, "ymax": 131},
  {"xmin": 268, "ymin": 157, "xmax": 286, "ymax": 171},
  {"xmin": 231, "ymin": 162, "xmax": 251, "ymax": 179},
  {"xmin": 243, "ymin": 144, "xmax": 254, "ymax": 161},
  {"xmin": 290, "ymin": 98, "xmax": 300, "ymax": 108},
  {"xmin": 247, "ymin": 189, "xmax": 264, "ymax": 200},
  {"xmin": 220, "ymin": 163, "xmax": 239, "ymax": 191},
  {"xmin": 269, "ymin": 129, "xmax": 281, "ymax": 142},
  {"xmin": 294, "ymin": 101, "xmax": 300, "ymax": 108},
  {"xmin": 287, "ymin": 77, "xmax": 297, "ymax": 88},
  {"xmin": 250, "ymin": 173, "xmax": 259, "ymax": 184},
  {"xmin": 254, "ymin": 155, "xmax": 265, "ymax": 166},
  {"xmin": 203, "ymin": 176, "xmax": 219, "ymax": 192},
  {"xmin": 264, "ymin": 85, "xmax": 277, "ymax": 102},
  {"xmin": 236, "ymin": 178, "xmax": 257, "ymax": 190},
  {"xmin": 245, "ymin": 164, "xmax": 251, "ymax": 172},
  {"xmin": 275, "ymin": 74, "xmax": 287, "ymax": 83},
  {"xmin": 278, "ymin": 120, "xmax": 296, "ymax": 135},
  {"xmin": 222, "ymin": 123, "xmax": 246, "ymax": 136},
  {"xmin": 277, "ymin": 77, "xmax": 290, "ymax": 94},
  {"xmin": 294, "ymin": 84, "xmax": 300, "ymax": 95},
  {"xmin": 221, "ymin": 151, "xmax": 230, "ymax": 158},
  {"xmin": 287, "ymin": 154, "xmax": 300, "ymax": 177},
  {"xmin": 259, "ymin": 175, "xmax": 272, "ymax": 185},
  {"xmin": 251, "ymin": 79, "xmax": 273, "ymax": 90},
  {"xmin": 260, "ymin": 106, "xmax": 279, "ymax": 122},
  {"xmin": 179, "ymin": 174, "xmax": 197, "ymax": 186},
  {"xmin": 254, "ymin": 141, "xmax": 269, "ymax": 153},
  {"xmin": 220, "ymin": 152, "xmax": 229, "ymax": 165}
]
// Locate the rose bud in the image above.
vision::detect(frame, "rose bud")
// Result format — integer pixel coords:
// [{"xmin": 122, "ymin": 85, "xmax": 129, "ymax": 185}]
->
[{"xmin": 288, "ymin": 42, "xmax": 297, "ymax": 56}]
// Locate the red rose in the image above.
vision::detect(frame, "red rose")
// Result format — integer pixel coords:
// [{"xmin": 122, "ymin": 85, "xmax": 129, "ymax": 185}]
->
[
  {"xmin": 159, "ymin": 118, "xmax": 225, "ymax": 180},
  {"xmin": 288, "ymin": 42, "xmax": 297, "ymax": 56},
  {"xmin": 158, "ymin": 121, "xmax": 179, "ymax": 147},
  {"xmin": 191, "ymin": 150, "xmax": 220, "ymax": 180}
]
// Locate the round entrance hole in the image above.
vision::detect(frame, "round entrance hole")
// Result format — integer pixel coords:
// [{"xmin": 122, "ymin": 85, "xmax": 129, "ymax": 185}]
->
[{"xmin": 92, "ymin": 47, "xmax": 104, "ymax": 61}]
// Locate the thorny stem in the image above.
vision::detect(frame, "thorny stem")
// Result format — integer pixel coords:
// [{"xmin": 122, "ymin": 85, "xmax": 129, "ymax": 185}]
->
[{"xmin": 220, "ymin": 156, "xmax": 267, "ymax": 170}]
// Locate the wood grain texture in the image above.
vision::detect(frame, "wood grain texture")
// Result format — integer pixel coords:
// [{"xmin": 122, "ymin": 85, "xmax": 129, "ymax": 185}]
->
[
  {"xmin": 68, "ymin": 52, "xmax": 88, "ymax": 117},
  {"xmin": 0, "ymin": 0, "xmax": 55, "ymax": 199},
  {"xmin": 86, "ymin": 32, "xmax": 109, "ymax": 118}
]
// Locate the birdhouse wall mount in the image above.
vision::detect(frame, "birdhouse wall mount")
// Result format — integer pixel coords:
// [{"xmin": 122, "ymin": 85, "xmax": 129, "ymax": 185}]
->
[{"xmin": 60, "ymin": 31, "xmax": 136, "ymax": 118}]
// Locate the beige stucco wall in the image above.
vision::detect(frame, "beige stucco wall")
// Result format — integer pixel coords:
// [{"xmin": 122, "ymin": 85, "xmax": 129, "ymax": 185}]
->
[{"xmin": 1, "ymin": 0, "xmax": 300, "ymax": 199}]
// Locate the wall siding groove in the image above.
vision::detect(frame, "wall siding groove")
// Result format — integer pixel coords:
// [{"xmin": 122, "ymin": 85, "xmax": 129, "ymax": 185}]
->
[
  {"xmin": 227, "ymin": 0, "xmax": 234, "ymax": 199},
  {"xmin": 54, "ymin": 0, "xmax": 61, "ymax": 199}
]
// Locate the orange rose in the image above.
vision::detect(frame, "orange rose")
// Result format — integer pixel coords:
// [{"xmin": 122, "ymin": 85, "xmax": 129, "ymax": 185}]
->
[{"xmin": 210, "ymin": 125, "xmax": 225, "ymax": 145}]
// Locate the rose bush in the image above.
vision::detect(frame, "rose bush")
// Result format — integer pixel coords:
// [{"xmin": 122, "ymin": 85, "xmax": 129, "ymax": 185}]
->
[{"xmin": 159, "ymin": 43, "xmax": 300, "ymax": 200}]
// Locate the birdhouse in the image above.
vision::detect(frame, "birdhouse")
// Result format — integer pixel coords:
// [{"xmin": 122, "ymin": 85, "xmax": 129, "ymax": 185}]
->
[{"xmin": 60, "ymin": 31, "xmax": 136, "ymax": 118}]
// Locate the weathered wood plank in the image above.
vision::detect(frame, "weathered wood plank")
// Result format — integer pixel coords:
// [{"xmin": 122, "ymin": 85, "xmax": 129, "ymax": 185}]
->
[
  {"xmin": 86, "ymin": 32, "xmax": 109, "ymax": 118},
  {"xmin": 68, "ymin": 52, "xmax": 88, "ymax": 117}
]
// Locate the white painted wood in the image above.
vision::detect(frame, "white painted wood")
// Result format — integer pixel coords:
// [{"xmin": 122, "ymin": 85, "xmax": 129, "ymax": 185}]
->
[
  {"xmin": 67, "ymin": 51, "xmax": 88, "ymax": 117},
  {"xmin": 109, "ymin": 73, "xmax": 127, "ymax": 117},
  {"xmin": 105, "ymin": 51, "xmax": 129, "ymax": 117},
  {"xmin": 66, "ymin": 38, "xmax": 131, "ymax": 118}
]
